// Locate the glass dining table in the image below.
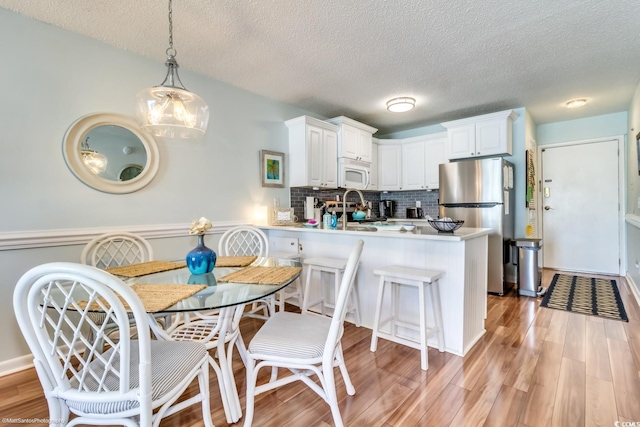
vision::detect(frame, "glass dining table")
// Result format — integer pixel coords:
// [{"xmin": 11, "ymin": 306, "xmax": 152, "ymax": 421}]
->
[
  {"xmin": 123, "ymin": 256, "xmax": 302, "ymax": 424},
  {"xmin": 125, "ymin": 256, "xmax": 302, "ymax": 312}
]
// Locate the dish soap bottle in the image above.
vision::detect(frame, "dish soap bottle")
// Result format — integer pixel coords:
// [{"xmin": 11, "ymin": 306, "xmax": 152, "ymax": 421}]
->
[
  {"xmin": 331, "ymin": 211, "xmax": 338, "ymax": 229},
  {"xmin": 323, "ymin": 211, "xmax": 332, "ymax": 229}
]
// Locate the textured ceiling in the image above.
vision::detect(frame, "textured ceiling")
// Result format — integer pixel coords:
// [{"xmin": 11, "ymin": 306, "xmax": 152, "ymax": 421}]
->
[{"xmin": 2, "ymin": 0, "xmax": 640, "ymax": 134}]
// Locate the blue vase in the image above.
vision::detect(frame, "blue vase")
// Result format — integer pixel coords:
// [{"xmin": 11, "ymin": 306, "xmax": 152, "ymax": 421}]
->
[
  {"xmin": 186, "ymin": 234, "xmax": 216, "ymax": 274},
  {"xmin": 188, "ymin": 272, "xmax": 217, "ymax": 287}
]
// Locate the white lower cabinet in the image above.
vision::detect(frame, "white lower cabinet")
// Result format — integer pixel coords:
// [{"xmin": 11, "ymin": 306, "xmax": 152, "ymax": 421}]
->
[{"xmin": 285, "ymin": 116, "xmax": 339, "ymax": 188}]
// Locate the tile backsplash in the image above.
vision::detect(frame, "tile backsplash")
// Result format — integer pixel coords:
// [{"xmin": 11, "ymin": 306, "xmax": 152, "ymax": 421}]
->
[{"xmin": 290, "ymin": 188, "xmax": 439, "ymax": 220}]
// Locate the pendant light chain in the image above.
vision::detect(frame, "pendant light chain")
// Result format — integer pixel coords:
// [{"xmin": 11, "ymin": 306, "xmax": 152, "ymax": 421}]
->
[{"xmin": 166, "ymin": 0, "xmax": 176, "ymax": 57}]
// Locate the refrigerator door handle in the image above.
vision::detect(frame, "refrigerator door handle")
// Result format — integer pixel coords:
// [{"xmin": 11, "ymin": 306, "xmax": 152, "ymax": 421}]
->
[{"xmin": 440, "ymin": 203, "xmax": 500, "ymax": 208}]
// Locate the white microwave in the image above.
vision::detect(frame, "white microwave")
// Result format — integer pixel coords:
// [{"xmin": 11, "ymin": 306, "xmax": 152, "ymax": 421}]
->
[{"xmin": 338, "ymin": 158, "xmax": 370, "ymax": 189}]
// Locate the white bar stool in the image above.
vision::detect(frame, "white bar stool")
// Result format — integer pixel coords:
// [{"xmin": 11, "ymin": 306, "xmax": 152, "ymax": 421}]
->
[
  {"xmin": 272, "ymin": 253, "xmax": 304, "ymax": 312},
  {"xmin": 370, "ymin": 265, "xmax": 445, "ymax": 370},
  {"xmin": 302, "ymin": 256, "xmax": 361, "ymax": 326}
]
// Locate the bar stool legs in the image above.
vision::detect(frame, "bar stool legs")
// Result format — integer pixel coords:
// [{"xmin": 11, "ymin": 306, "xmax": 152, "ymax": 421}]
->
[
  {"xmin": 370, "ymin": 265, "xmax": 445, "ymax": 370},
  {"xmin": 302, "ymin": 257, "xmax": 361, "ymax": 327}
]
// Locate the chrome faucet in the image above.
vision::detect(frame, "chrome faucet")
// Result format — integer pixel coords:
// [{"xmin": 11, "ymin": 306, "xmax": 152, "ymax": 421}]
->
[{"xmin": 342, "ymin": 188, "xmax": 366, "ymax": 230}]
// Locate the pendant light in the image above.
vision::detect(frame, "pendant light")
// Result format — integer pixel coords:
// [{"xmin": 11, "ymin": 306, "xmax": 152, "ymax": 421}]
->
[
  {"xmin": 81, "ymin": 137, "xmax": 108, "ymax": 175},
  {"xmin": 136, "ymin": 0, "xmax": 209, "ymax": 138}
]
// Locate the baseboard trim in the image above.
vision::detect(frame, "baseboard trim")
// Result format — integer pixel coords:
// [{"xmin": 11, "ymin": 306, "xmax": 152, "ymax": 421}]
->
[
  {"xmin": 625, "ymin": 273, "xmax": 640, "ymax": 311},
  {"xmin": 0, "ymin": 353, "xmax": 34, "ymax": 377}
]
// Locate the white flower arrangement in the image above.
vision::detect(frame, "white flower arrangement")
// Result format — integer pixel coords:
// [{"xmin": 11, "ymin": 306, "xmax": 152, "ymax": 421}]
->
[{"xmin": 189, "ymin": 216, "xmax": 212, "ymax": 235}]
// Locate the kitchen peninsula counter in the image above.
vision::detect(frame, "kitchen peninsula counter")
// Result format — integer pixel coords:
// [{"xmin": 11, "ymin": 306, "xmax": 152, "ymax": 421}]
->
[
  {"xmin": 260, "ymin": 224, "xmax": 489, "ymax": 241},
  {"xmin": 258, "ymin": 225, "xmax": 490, "ymax": 357}
]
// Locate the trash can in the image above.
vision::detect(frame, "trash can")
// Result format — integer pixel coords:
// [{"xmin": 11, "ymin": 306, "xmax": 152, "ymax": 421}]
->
[{"xmin": 511, "ymin": 239, "xmax": 543, "ymax": 297}]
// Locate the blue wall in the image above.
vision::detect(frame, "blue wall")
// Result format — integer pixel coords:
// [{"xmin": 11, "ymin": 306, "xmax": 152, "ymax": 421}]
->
[{"xmin": 536, "ymin": 112, "xmax": 628, "ymax": 145}]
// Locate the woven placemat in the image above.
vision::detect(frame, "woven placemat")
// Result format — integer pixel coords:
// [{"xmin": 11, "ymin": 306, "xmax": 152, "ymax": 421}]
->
[
  {"xmin": 105, "ymin": 261, "xmax": 187, "ymax": 278},
  {"xmin": 79, "ymin": 283, "xmax": 206, "ymax": 313},
  {"xmin": 215, "ymin": 256, "xmax": 258, "ymax": 268},
  {"xmin": 218, "ymin": 266, "xmax": 302, "ymax": 285}
]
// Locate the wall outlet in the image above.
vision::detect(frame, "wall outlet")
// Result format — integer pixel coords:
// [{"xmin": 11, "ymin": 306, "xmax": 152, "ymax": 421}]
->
[
  {"xmin": 637, "ymin": 197, "xmax": 640, "ymax": 209},
  {"xmin": 416, "ymin": 201, "xmax": 421, "ymax": 208}
]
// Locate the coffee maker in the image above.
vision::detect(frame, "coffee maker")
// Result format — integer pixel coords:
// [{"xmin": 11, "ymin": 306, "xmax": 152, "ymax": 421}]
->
[
  {"xmin": 406, "ymin": 207, "xmax": 424, "ymax": 218},
  {"xmin": 379, "ymin": 200, "xmax": 395, "ymax": 218}
]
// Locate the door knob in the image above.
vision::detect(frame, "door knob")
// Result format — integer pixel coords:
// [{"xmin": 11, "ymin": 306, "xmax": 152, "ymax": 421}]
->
[{"xmin": 544, "ymin": 206, "xmax": 552, "ymax": 210}]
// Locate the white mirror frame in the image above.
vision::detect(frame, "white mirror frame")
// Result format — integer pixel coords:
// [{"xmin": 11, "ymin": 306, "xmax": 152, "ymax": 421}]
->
[{"xmin": 63, "ymin": 113, "xmax": 160, "ymax": 194}]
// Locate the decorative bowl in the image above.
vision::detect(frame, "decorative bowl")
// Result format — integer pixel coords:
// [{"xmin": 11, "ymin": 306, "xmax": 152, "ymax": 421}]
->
[
  {"xmin": 402, "ymin": 224, "xmax": 416, "ymax": 231},
  {"xmin": 428, "ymin": 219, "xmax": 464, "ymax": 233},
  {"xmin": 352, "ymin": 211, "xmax": 366, "ymax": 220},
  {"xmin": 303, "ymin": 221, "xmax": 319, "ymax": 228}
]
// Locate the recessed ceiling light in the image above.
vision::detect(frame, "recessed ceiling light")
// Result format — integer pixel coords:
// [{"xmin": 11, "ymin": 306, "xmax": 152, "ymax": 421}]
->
[
  {"xmin": 566, "ymin": 98, "xmax": 587, "ymax": 108},
  {"xmin": 387, "ymin": 97, "xmax": 416, "ymax": 113}
]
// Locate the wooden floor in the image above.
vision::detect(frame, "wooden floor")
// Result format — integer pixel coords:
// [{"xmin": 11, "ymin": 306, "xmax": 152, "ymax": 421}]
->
[{"xmin": 2, "ymin": 268, "xmax": 640, "ymax": 426}]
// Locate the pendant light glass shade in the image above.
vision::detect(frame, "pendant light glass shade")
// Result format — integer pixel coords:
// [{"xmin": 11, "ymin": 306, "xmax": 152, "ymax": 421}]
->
[
  {"xmin": 81, "ymin": 137, "xmax": 108, "ymax": 174},
  {"xmin": 136, "ymin": 56, "xmax": 209, "ymax": 138},
  {"xmin": 136, "ymin": 0, "xmax": 209, "ymax": 138}
]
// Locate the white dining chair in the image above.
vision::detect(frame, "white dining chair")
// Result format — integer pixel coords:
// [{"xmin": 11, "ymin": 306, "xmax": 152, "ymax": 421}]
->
[
  {"xmin": 243, "ymin": 239, "xmax": 364, "ymax": 427},
  {"xmin": 80, "ymin": 232, "xmax": 157, "ymax": 346},
  {"xmin": 159, "ymin": 288, "xmax": 249, "ymax": 424},
  {"xmin": 13, "ymin": 262, "xmax": 213, "ymax": 427},
  {"xmin": 218, "ymin": 225, "xmax": 274, "ymax": 319},
  {"xmin": 81, "ymin": 231, "xmax": 154, "ymax": 269}
]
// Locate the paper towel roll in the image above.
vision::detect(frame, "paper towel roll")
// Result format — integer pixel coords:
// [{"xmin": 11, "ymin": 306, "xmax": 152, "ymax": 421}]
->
[{"xmin": 304, "ymin": 196, "xmax": 315, "ymax": 219}]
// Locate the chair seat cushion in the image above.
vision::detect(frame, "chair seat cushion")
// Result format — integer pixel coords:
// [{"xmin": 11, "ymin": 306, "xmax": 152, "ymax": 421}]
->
[
  {"xmin": 248, "ymin": 312, "xmax": 332, "ymax": 359},
  {"xmin": 65, "ymin": 340, "xmax": 206, "ymax": 415}
]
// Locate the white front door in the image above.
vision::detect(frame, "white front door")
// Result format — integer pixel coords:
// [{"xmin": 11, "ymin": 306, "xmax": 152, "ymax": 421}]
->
[{"xmin": 541, "ymin": 138, "xmax": 620, "ymax": 274}]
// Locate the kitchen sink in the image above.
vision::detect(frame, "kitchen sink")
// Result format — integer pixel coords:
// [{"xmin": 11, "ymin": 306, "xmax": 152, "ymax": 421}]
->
[{"xmin": 345, "ymin": 225, "xmax": 377, "ymax": 232}]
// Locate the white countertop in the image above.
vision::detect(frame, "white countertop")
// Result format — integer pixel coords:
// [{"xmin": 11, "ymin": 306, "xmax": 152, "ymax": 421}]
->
[{"xmin": 258, "ymin": 224, "xmax": 491, "ymax": 241}]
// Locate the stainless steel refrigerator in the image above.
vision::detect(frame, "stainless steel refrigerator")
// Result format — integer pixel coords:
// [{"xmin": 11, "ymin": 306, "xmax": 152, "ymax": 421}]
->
[{"xmin": 439, "ymin": 157, "xmax": 516, "ymax": 295}]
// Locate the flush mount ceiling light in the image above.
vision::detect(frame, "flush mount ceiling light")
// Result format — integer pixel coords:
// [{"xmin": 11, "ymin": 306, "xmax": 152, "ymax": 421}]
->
[
  {"xmin": 136, "ymin": 0, "xmax": 209, "ymax": 138},
  {"xmin": 81, "ymin": 137, "xmax": 108, "ymax": 175},
  {"xmin": 387, "ymin": 97, "xmax": 416, "ymax": 113},
  {"xmin": 566, "ymin": 98, "xmax": 587, "ymax": 108}
]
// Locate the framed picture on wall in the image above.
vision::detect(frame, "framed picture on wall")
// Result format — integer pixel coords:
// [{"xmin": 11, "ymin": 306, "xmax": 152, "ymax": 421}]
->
[{"xmin": 260, "ymin": 150, "xmax": 285, "ymax": 187}]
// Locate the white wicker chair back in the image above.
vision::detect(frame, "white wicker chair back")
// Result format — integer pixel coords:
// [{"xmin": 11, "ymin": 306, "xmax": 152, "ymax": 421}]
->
[
  {"xmin": 218, "ymin": 226, "xmax": 269, "ymax": 258},
  {"xmin": 81, "ymin": 232, "xmax": 153, "ymax": 269},
  {"xmin": 13, "ymin": 262, "xmax": 213, "ymax": 427}
]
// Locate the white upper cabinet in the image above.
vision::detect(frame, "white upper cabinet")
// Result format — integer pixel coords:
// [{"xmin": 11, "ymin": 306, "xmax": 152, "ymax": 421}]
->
[
  {"xmin": 285, "ymin": 116, "xmax": 339, "ymax": 188},
  {"xmin": 327, "ymin": 116, "xmax": 377, "ymax": 163},
  {"xmin": 401, "ymin": 133, "xmax": 447, "ymax": 190},
  {"xmin": 442, "ymin": 110, "xmax": 518, "ymax": 160},
  {"xmin": 377, "ymin": 141, "xmax": 402, "ymax": 191},
  {"xmin": 369, "ymin": 138, "xmax": 378, "ymax": 190}
]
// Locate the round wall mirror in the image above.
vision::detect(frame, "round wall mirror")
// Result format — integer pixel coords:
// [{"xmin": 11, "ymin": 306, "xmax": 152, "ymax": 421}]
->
[{"xmin": 63, "ymin": 113, "xmax": 160, "ymax": 193}]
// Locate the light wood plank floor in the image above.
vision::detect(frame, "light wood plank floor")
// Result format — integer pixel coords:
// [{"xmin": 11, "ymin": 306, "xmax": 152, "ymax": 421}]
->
[{"xmin": 1, "ymin": 268, "xmax": 639, "ymax": 426}]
